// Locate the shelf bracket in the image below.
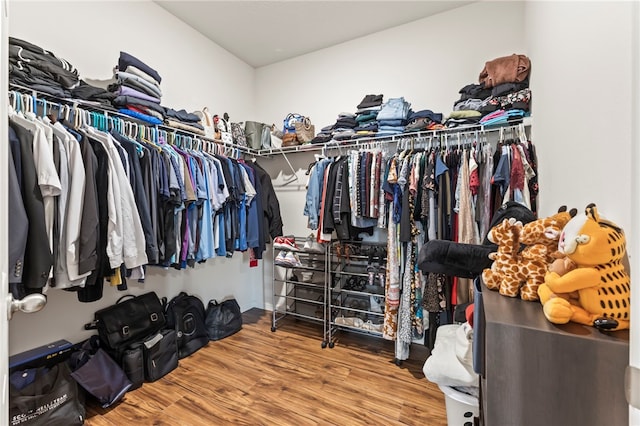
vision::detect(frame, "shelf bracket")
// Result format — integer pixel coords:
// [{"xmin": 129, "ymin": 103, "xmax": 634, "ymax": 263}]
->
[{"xmin": 275, "ymin": 146, "xmax": 299, "ymax": 186}]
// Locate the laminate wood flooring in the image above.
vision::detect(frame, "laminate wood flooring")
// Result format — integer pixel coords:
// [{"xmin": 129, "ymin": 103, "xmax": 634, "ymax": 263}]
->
[{"xmin": 85, "ymin": 309, "xmax": 447, "ymax": 426}]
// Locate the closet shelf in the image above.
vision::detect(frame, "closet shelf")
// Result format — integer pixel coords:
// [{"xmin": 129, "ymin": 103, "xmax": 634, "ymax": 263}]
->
[
  {"xmin": 331, "ymin": 288, "xmax": 385, "ymax": 297},
  {"xmin": 274, "ymin": 264, "xmax": 325, "ymax": 272},
  {"xmin": 331, "ymin": 270, "xmax": 376, "ymax": 278},
  {"xmin": 11, "ymin": 84, "xmax": 532, "ymax": 160},
  {"xmin": 258, "ymin": 116, "xmax": 532, "ymax": 156},
  {"xmin": 273, "ymin": 278, "xmax": 325, "ymax": 290}
]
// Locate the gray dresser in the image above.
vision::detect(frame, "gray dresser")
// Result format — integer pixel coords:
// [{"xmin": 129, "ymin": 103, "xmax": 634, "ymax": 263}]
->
[{"xmin": 478, "ymin": 281, "xmax": 630, "ymax": 426}]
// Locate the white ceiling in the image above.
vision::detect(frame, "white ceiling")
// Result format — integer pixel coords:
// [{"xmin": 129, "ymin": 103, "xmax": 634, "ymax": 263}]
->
[{"xmin": 154, "ymin": 1, "xmax": 474, "ymax": 68}]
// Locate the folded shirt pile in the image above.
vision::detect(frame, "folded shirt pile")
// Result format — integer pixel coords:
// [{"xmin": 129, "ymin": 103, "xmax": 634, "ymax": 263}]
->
[
  {"xmin": 353, "ymin": 94, "xmax": 383, "ymax": 139},
  {"xmin": 404, "ymin": 109, "xmax": 444, "ymax": 132},
  {"xmin": 479, "ymin": 109, "xmax": 526, "ymax": 126},
  {"xmin": 110, "ymin": 51, "xmax": 164, "ymax": 125},
  {"xmin": 9, "ymin": 37, "xmax": 115, "ymax": 108}
]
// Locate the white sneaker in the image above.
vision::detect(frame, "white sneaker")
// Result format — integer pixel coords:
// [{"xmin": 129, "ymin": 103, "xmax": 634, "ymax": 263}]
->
[
  {"xmin": 284, "ymin": 251, "xmax": 302, "ymax": 267},
  {"xmin": 274, "ymin": 251, "xmax": 291, "ymax": 267}
]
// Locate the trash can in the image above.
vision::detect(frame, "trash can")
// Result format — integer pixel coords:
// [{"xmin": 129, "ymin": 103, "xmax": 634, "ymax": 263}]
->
[{"xmin": 438, "ymin": 384, "xmax": 479, "ymax": 426}]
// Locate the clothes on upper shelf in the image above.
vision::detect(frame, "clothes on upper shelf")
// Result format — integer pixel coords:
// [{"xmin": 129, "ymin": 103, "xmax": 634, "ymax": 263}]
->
[
  {"xmin": 8, "ymin": 37, "xmax": 115, "ymax": 108},
  {"xmin": 445, "ymin": 55, "xmax": 532, "ymax": 129},
  {"xmin": 7, "ymin": 106, "xmax": 283, "ymax": 303},
  {"xmin": 311, "ymin": 94, "xmax": 445, "ymax": 144}
]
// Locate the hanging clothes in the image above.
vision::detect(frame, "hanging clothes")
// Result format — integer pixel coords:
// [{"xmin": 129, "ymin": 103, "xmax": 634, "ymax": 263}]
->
[{"xmin": 6, "ymin": 93, "xmax": 283, "ymax": 302}]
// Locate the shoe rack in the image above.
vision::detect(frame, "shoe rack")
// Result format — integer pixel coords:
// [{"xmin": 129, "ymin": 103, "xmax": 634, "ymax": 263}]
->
[
  {"xmin": 271, "ymin": 236, "xmax": 330, "ymax": 347},
  {"xmin": 327, "ymin": 241, "xmax": 387, "ymax": 348}
]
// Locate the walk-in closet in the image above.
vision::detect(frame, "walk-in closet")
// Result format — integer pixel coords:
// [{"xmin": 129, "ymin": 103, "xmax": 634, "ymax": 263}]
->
[{"xmin": 1, "ymin": 1, "xmax": 639, "ymax": 426}]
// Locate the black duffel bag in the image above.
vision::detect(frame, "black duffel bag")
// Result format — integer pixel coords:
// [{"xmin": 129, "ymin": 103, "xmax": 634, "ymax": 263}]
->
[
  {"xmin": 205, "ymin": 299, "xmax": 243, "ymax": 341},
  {"xmin": 87, "ymin": 292, "xmax": 166, "ymax": 351}
]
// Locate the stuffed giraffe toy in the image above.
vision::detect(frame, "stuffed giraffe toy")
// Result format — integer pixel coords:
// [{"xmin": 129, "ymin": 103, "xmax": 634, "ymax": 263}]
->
[
  {"xmin": 482, "ymin": 218, "xmax": 524, "ymax": 297},
  {"xmin": 517, "ymin": 206, "xmax": 577, "ymax": 301}
]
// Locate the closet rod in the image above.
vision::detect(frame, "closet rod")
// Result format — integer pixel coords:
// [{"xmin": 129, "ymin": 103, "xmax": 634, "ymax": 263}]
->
[
  {"xmin": 7, "ymin": 83, "xmax": 264, "ymax": 157},
  {"xmin": 317, "ymin": 119, "xmax": 530, "ymax": 155}
]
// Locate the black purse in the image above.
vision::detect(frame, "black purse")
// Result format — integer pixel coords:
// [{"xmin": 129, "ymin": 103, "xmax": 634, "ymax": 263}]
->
[
  {"xmin": 88, "ymin": 292, "xmax": 166, "ymax": 351},
  {"xmin": 205, "ymin": 299, "xmax": 243, "ymax": 341},
  {"xmin": 9, "ymin": 363, "xmax": 85, "ymax": 426}
]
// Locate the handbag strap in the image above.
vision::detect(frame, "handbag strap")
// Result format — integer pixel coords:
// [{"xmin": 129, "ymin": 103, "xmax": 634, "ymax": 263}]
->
[{"xmin": 115, "ymin": 294, "xmax": 136, "ymax": 304}]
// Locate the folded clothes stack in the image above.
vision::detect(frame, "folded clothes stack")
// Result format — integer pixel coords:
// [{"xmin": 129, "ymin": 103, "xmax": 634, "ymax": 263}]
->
[
  {"xmin": 107, "ymin": 52, "xmax": 206, "ymax": 134},
  {"xmin": 110, "ymin": 51, "xmax": 165, "ymax": 125},
  {"xmin": 309, "ymin": 124, "xmax": 334, "ymax": 144},
  {"xmin": 479, "ymin": 109, "xmax": 526, "ymax": 127},
  {"xmin": 9, "ymin": 37, "xmax": 115, "ymax": 108},
  {"xmin": 445, "ymin": 54, "xmax": 532, "ymax": 129},
  {"xmin": 376, "ymin": 97, "xmax": 411, "ymax": 137},
  {"xmin": 353, "ymin": 94, "xmax": 382, "ymax": 139},
  {"xmin": 331, "ymin": 112, "xmax": 358, "ymax": 141},
  {"xmin": 164, "ymin": 108, "xmax": 205, "ymax": 135},
  {"xmin": 404, "ymin": 109, "xmax": 444, "ymax": 132}
]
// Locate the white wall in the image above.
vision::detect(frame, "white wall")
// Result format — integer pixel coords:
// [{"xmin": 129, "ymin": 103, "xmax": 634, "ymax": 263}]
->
[
  {"xmin": 7, "ymin": 0, "xmax": 261, "ymax": 355},
  {"xmin": 525, "ymin": 2, "xmax": 635, "ymax": 423},
  {"xmin": 525, "ymin": 1, "xmax": 633, "ymax": 230},
  {"xmin": 255, "ymin": 1, "xmax": 526, "ymax": 310},
  {"xmin": 255, "ymin": 1, "xmax": 525, "ymax": 139}
]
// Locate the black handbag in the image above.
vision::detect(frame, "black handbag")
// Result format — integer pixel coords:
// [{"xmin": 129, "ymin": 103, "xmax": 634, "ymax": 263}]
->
[
  {"xmin": 68, "ymin": 336, "xmax": 132, "ymax": 408},
  {"xmin": 89, "ymin": 292, "xmax": 166, "ymax": 351},
  {"xmin": 143, "ymin": 329, "xmax": 179, "ymax": 382},
  {"xmin": 164, "ymin": 292, "xmax": 209, "ymax": 359},
  {"xmin": 9, "ymin": 363, "xmax": 85, "ymax": 426},
  {"xmin": 205, "ymin": 299, "xmax": 243, "ymax": 341}
]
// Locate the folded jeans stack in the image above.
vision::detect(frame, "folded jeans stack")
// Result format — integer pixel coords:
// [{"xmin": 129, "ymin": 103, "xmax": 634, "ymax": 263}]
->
[{"xmin": 376, "ymin": 97, "xmax": 410, "ymax": 136}]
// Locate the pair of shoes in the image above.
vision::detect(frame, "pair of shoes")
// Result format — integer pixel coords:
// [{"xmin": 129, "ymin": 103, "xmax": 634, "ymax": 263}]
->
[
  {"xmin": 302, "ymin": 234, "xmax": 325, "ymax": 253},
  {"xmin": 274, "ymin": 236, "xmax": 299, "ymax": 251},
  {"xmin": 347, "ymin": 299, "xmax": 369, "ymax": 312},
  {"xmin": 335, "ymin": 316, "xmax": 364, "ymax": 328},
  {"xmin": 362, "ymin": 320, "xmax": 383, "ymax": 333},
  {"xmin": 275, "ymin": 251, "xmax": 302, "ymax": 267}
]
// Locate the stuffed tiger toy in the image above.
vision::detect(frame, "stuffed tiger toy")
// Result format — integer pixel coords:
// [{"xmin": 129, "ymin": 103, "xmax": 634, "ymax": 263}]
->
[{"xmin": 538, "ymin": 204, "xmax": 631, "ymax": 331}]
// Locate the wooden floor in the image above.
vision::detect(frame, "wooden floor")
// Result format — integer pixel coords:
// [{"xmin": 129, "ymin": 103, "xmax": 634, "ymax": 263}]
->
[{"xmin": 85, "ymin": 309, "xmax": 447, "ymax": 426}]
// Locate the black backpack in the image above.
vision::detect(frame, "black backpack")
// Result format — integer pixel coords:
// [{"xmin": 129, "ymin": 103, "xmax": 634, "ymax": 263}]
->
[{"xmin": 163, "ymin": 292, "xmax": 209, "ymax": 359}]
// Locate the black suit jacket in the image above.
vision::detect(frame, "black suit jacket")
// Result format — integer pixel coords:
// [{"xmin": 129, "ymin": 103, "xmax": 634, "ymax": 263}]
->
[{"xmin": 10, "ymin": 120, "xmax": 53, "ymax": 290}]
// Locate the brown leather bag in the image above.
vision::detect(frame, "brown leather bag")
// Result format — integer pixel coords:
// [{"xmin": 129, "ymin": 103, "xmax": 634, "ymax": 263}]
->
[
  {"xmin": 282, "ymin": 133, "xmax": 299, "ymax": 147},
  {"xmin": 479, "ymin": 54, "xmax": 531, "ymax": 88}
]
